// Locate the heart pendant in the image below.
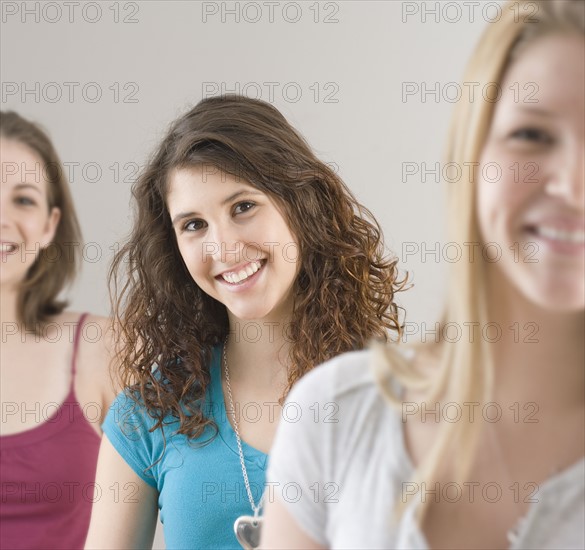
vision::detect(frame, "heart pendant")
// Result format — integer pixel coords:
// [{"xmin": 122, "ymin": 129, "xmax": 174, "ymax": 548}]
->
[{"xmin": 234, "ymin": 515, "xmax": 263, "ymax": 550}]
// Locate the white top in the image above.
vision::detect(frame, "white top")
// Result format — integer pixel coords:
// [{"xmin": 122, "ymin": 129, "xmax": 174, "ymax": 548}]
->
[{"xmin": 267, "ymin": 349, "xmax": 585, "ymax": 549}]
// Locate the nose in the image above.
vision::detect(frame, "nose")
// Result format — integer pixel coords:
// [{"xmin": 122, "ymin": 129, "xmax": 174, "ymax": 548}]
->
[
  {"xmin": 545, "ymin": 138, "xmax": 585, "ymax": 210},
  {"xmin": 203, "ymin": 221, "xmax": 242, "ymax": 265}
]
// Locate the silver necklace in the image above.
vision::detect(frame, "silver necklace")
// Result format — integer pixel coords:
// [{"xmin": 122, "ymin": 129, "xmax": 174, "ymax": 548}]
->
[{"xmin": 223, "ymin": 337, "xmax": 265, "ymax": 550}]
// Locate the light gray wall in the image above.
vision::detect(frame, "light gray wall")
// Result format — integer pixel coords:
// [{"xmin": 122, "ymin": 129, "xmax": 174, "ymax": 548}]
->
[{"xmin": 1, "ymin": 1, "xmax": 501, "ymax": 545}]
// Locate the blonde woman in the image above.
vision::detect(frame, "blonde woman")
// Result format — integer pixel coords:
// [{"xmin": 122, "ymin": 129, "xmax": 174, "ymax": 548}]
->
[{"xmin": 261, "ymin": 1, "xmax": 584, "ymax": 548}]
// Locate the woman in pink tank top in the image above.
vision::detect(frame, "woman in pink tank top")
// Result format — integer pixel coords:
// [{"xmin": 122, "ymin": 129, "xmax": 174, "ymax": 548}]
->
[{"xmin": 0, "ymin": 112, "xmax": 116, "ymax": 549}]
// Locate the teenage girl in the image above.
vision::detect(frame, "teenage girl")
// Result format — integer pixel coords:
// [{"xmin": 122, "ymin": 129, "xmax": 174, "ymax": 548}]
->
[{"xmin": 85, "ymin": 95, "xmax": 405, "ymax": 549}]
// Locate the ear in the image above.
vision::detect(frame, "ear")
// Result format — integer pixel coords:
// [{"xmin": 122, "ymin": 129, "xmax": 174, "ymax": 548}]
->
[{"xmin": 40, "ymin": 206, "xmax": 61, "ymax": 249}]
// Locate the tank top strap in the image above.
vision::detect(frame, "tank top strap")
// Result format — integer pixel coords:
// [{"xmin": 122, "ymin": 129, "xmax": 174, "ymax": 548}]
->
[{"xmin": 70, "ymin": 313, "xmax": 90, "ymax": 382}]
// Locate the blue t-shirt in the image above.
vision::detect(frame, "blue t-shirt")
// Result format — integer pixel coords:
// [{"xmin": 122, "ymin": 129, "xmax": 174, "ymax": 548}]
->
[{"xmin": 102, "ymin": 346, "xmax": 268, "ymax": 549}]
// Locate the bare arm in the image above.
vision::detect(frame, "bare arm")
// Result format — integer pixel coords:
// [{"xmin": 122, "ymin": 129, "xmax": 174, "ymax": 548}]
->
[
  {"xmin": 75, "ymin": 314, "xmax": 119, "ymax": 430},
  {"xmin": 260, "ymin": 494, "xmax": 325, "ymax": 550},
  {"xmin": 85, "ymin": 435, "xmax": 159, "ymax": 549}
]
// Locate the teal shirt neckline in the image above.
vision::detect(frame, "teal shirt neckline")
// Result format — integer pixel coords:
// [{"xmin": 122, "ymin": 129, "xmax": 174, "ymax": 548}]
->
[
  {"xmin": 208, "ymin": 344, "xmax": 268, "ymax": 471},
  {"xmin": 102, "ymin": 344, "xmax": 269, "ymax": 549}
]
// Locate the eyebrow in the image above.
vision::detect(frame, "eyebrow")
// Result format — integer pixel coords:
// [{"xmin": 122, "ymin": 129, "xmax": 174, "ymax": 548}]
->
[
  {"xmin": 171, "ymin": 189, "xmax": 263, "ymax": 226},
  {"xmin": 516, "ymin": 106, "xmax": 556, "ymax": 117},
  {"xmin": 14, "ymin": 183, "xmax": 43, "ymax": 194}
]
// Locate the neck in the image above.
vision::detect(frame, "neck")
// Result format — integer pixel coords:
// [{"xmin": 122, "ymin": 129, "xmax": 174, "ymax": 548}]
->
[
  {"xmin": 485, "ymin": 272, "xmax": 584, "ymax": 411},
  {"xmin": 224, "ymin": 313, "xmax": 291, "ymax": 391},
  {"xmin": 1, "ymin": 285, "xmax": 20, "ymax": 327}
]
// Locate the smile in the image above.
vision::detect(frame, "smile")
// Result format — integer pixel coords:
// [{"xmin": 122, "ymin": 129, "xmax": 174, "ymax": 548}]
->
[
  {"xmin": 217, "ymin": 260, "xmax": 265, "ymax": 285},
  {"xmin": 533, "ymin": 226, "xmax": 585, "ymax": 244},
  {"xmin": 0, "ymin": 242, "xmax": 18, "ymax": 254}
]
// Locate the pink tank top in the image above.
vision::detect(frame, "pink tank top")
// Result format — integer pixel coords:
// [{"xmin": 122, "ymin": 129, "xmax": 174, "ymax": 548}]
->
[{"xmin": 0, "ymin": 314, "xmax": 101, "ymax": 549}]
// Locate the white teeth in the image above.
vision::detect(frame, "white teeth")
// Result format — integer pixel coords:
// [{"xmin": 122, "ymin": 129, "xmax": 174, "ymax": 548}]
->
[
  {"xmin": 536, "ymin": 226, "xmax": 585, "ymax": 244},
  {"xmin": 221, "ymin": 261, "xmax": 262, "ymax": 284},
  {"xmin": 0, "ymin": 243, "xmax": 17, "ymax": 253}
]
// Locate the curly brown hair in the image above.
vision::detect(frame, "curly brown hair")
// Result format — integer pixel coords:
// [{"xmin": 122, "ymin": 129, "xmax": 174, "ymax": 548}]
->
[{"xmin": 110, "ymin": 95, "xmax": 406, "ymax": 439}]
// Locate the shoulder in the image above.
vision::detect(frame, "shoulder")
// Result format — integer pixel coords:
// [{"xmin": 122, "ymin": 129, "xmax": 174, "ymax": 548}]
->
[
  {"xmin": 283, "ymin": 345, "xmax": 417, "ymax": 448},
  {"xmin": 76, "ymin": 312, "xmax": 113, "ymax": 341},
  {"xmin": 269, "ymin": 347, "xmax": 412, "ymax": 509},
  {"xmin": 280, "ymin": 348, "xmax": 399, "ymax": 447},
  {"xmin": 288, "ymin": 348, "xmax": 385, "ymax": 406},
  {"xmin": 103, "ymin": 390, "xmax": 177, "ymax": 454},
  {"xmin": 50, "ymin": 311, "xmax": 113, "ymax": 348},
  {"xmin": 104, "ymin": 389, "xmax": 158, "ymax": 433},
  {"xmin": 102, "ymin": 389, "xmax": 168, "ymax": 489},
  {"xmin": 75, "ymin": 311, "xmax": 114, "ymax": 364},
  {"xmin": 60, "ymin": 311, "xmax": 117, "ymax": 415},
  {"xmin": 104, "ymin": 346, "xmax": 220, "ymax": 439}
]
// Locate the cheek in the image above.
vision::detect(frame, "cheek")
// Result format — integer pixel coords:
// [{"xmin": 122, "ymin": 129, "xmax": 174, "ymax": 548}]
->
[
  {"xmin": 272, "ymin": 217, "xmax": 298, "ymax": 252},
  {"xmin": 476, "ymin": 159, "xmax": 503, "ymax": 245},
  {"xmin": 275, "ymin": 228, "xmax": 300, "ymax": 271},
  {"xmin": 476, "ymin": 177, "xmax": 498, "ymax": 242},
  {"xmin": 477, "ymin": 149, "xmax": 535, "ymax": 245},
  {"xmin": 176, "ymin": 240, "xmax": 201, "ymax": 277},
  {"xmin": 20, "ymin": 213, "xmax": 48, "ymax": 241}
]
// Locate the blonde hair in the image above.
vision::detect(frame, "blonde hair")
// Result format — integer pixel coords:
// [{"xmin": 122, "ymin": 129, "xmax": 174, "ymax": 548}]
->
[{"xmin": 373, "ymin": 0, "xmax": 585, "ymax": 522}]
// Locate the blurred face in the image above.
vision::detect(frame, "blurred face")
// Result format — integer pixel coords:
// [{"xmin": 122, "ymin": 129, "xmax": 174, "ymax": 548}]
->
[
  {"xmin": 167, "ymin": 165, "xmax": 300, "ymax": 323},
  {"xmin": 477, "ymin": 33, "xmax": 585, "ymax": 312},
  {"xmin": 0, "ymin": 138, "xmax": 60, "ymax": 290}
]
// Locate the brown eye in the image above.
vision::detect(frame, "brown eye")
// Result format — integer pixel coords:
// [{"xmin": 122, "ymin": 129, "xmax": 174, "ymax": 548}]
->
[
  {"xmin": 184, "ymin": 219, "xmax": 206, "ymax": 232},
  {"xmin": 233, "ymin": 201, "xmax": 255, "ymax": 215}
]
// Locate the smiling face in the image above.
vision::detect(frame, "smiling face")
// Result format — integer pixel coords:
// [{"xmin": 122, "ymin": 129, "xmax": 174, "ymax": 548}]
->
[
  {"xmin": 166, "ymin": 165, "xmax": 300, "ymax": 324},
  {"xmin": 477, "ymin": 33, "xmax": 585, "ymax": 312},
  {"xmin": 0, "ymin": 138, "xmax": 61, "ymax": 290}
]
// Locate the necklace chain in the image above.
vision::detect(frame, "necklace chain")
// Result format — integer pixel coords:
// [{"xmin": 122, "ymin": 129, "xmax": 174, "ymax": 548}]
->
[{"xmin": 223, "ymin": 336, "xmax": 264, "ymax": 518}]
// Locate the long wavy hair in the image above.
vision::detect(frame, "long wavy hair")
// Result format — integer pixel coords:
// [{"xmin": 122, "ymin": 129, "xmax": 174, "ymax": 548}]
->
[
  {"xmin": 0, "ymin": 111, "xmax": 82, "ymax": 332},
  {"xmin": 372, "ymin": 0, "xmax": 585, "ymax": 523},
  {"xmin": 110, "ymin": 95, "xmax": 406, "ymax": 439}
]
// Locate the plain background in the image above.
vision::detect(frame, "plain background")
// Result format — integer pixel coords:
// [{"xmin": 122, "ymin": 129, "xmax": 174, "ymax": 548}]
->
[{"xmin": 2, "ymin": 0, "xmax": 500, "ymax": 546}]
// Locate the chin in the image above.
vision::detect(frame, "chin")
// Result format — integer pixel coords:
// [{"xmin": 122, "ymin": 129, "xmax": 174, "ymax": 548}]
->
[
  {"xmin": 0, "ymin": 271, "xmax": 26, "ymax": 289},
  {"xmin": 229, "ymin": 306, "xmax": 274, "ymax": 323},
  {"xmin": 523, "ymin": 284, "xmax": 585, "ymax": 314}
]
